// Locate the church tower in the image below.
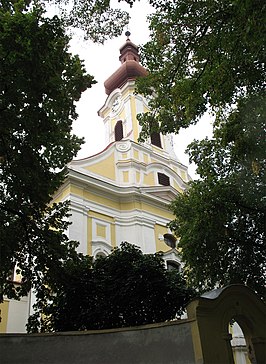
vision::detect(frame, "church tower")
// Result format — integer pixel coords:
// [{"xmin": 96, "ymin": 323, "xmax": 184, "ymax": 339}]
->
[
  {"xmin": 52, "ymin": 33, "xmax": 190, "ymax": 267},
  {"xmin": 99, "ymin": 32, "xmax": 178, "ymax": 159}
]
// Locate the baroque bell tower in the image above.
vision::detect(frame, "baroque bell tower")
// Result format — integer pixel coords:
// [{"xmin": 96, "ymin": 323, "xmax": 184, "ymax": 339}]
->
[
  {"xmin": 98, "ymin": 32, "xmax": 178, "ymax": 159},
  {"xmin": 99, "ymin": 32, "xmax": 147, "ymax": 145}
]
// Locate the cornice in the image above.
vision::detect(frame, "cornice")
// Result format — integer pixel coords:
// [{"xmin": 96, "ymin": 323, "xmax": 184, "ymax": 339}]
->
[
  {"xmin": 125, "ymin": 139, "xmax": 189, "ymax": 171},
  {"xmin": 57, "ymin": 191, "xmax": 172, "ymax": 227},
  {"xmin": 64, "ymin": 168, "xmax": 176, "ymax": 210}
]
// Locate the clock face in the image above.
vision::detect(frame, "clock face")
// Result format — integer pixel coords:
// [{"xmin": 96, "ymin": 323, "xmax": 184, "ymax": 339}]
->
[{"xmin": 111, "ymin": 96, "xmax": 122, "ymax": 113}]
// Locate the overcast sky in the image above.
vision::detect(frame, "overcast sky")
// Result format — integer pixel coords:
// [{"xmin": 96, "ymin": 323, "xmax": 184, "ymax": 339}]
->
[{"xmin": 68, "ymin": 0, "xmax": 213, "ymax": 178}]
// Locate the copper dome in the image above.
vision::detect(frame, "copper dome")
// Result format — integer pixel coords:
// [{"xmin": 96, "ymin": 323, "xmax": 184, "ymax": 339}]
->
[{"xmin": 104, "ymin": 38, "xmax": 147, "ymax": 95}]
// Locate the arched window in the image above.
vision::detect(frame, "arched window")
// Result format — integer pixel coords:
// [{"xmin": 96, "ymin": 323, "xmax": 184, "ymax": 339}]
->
[
  {"xmin": 166, "ymin": 261, "xmax": 181, "ymax": 272},
  {"xmin": 164, "ymin": 233, "xmax": 177, "ymax": 248},
  {"xmin": 114, "ymin": 120, "xmax": 123, "ymax": 141},
  {"xmin": 151, "ymin": 132, "xmax": 162, "ymax": 148},
  {"xmin": 95, "ymin": 252, "xmax": 107, "ymax": 259}
]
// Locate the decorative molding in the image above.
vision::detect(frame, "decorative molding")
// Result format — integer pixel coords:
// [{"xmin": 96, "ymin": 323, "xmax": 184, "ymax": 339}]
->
[
  {"xmin": 116, "ymin": 140, "xmax": 131, "ymax": 152},
  {"xmin": 115, "ymin": 215, "xmax": 155, "ymax": 229},
  {"xmin": 68, "ymin": 195, "xmax": 90, "ymax": 215},
  {"xmin": 163, "ymin": 249, "xmax": 183, "ymax": 269},
  {"xmin": 91, "ymin": 240, "xmax": 112, "ymax": 257},
  {"xmin": 92, "ymin": 217, "xmax": 111, "ymax": 243}
]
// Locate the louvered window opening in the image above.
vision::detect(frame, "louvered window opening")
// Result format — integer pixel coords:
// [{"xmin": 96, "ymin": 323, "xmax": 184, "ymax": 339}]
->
[
  {"xmin": 151, "ymin": 132, "xmax": 162, "ymax": 148},
  {"xmin": 115, "ymin": 120, "xmax": 123, "ymax": 141},
  {"xmin": 158, "ymin": 172, "xmax": 170, "ymax": 186}
]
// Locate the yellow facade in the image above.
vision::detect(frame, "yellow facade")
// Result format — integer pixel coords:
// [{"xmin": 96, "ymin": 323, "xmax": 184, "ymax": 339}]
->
[
  {"xmin": 0, "ymin": 301, "xmax": 9, "ymax": 333},
  {"xmin": 123, "ymin": 171, "xmax": 129, "ymax": 182},
  {"xmin": 84, "ymin": 152, "xmax": 116, "ymax": 181},
  {"xmin": 154, "ymin": 224, "xmax": 170, "ymax": 252}
]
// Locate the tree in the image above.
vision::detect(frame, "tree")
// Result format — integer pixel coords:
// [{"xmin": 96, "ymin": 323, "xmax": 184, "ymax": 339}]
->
[
  {"xmin": 0, "ymin": 0, "xmax": 147, "ymax": 314},
  {"xmin": 169, "ymin": 91, "xmax": 266, "ymax": 299},
  {"xmin": 59, "ymin": 0, "xmax": 130, "ymax": 43},
  {"xmin": 136, "ymin": 0, "xmax": 265, "ymax": 138},
  {"xmin": 130, "ymin": 0, "xmax": 266, "ymax": 298},
  {"xmin": 0, "ymin": 1, "xmax": 94, "ymax": 301},
  {"xmin": 27, "ymin": 243, "xmax": 194, "ymax": 332}
]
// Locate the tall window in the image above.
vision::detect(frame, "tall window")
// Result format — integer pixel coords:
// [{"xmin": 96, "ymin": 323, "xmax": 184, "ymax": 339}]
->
[
  {"xmin": 115, "ymin": 120, "xmax": 123, "ymax": 141},
  {"xmin": 158, "ymin": 172, "xmax": 170, "ymax": 186},
  {"xmin": 151, "ymin": 132, "xmax": 162, "ymax": 148}
]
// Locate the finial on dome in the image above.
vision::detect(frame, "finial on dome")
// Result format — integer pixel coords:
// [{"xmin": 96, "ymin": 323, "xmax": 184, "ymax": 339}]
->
[{"xmin": 125, "ymin": 30, "xmax": 131, "ymax": 40}]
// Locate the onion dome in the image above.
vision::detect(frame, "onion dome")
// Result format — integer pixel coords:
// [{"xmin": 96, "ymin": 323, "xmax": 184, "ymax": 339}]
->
[{"xmin": 104, "ymin": 32, "xmax": 148, "ymax": 95}]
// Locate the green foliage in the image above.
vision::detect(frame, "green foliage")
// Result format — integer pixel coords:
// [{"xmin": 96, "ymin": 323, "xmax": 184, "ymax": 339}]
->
[
  {"xmin": 136, "ymin": 0, "xmax": 265, "ymax": 139},
  {"xmin": 64, "ymin": 0, "xmax": 130, "ymax": 43},
  {"xmin": 0, "ymin": 0, "xmax": 131, "ymax": 43},
  {"xmin": 0, "ymin": 2, "xmax": 94, "ymax": 301},
  {"xmin": 169, "ymin": 92, "xmax": 266, "ymax": 299},
  {"xmin": 1, "ymin": 0, "xmax": 133, "ymax": 44},
  {"xmin": 27, "ymin": 243, "xmax": 194, "ymax": 332},
  {"xmin": 133, "ymin": 0, "xmax": 266, "ymax": 299}
]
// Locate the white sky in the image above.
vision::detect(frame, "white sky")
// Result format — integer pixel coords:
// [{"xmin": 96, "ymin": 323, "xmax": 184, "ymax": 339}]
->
[{"xmin": 68, "ymin": 1, "xmax": 213, "ymax": 178}]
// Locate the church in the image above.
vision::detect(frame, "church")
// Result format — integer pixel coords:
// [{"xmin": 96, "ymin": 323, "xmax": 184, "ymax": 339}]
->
[
  {"xmin": 53, "ymin": 34, "xmax": 190, "ymax": 265},
  {"xmin": 0, "ymin": 34, "xmax": 253, "ymax": 364},
  {"xmin": 0, "ymin": 34, "xmax": 190, "ymax": 333}
]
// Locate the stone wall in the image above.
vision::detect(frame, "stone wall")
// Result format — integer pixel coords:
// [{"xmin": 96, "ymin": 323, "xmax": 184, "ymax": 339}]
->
[
  {"xmin": 0, "ymin": 320, "xmax": 196, "ymax": 364},
  {"xmin": 1, "ymin": 285, "xmax": 264, "ymax": 364}
]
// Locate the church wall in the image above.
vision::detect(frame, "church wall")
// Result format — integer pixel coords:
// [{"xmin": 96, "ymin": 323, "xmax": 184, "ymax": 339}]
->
[
  {"xmin": 68, "ymin": 196, "xmax": 88, "ymax": 254},
  {"xmin": 5, "ymin": 296, "xmax": 28, "ymax": 333},
  {"xmin": 0, "ymin": 301, "xmax": 9, "ymax": 332},
  {"xmin": 89, "ymin": 210, "xmax": 116, "ymax": 251},
  {"xmin": 84, "ymin": 152, "xmax": 116, "ymax": 181},
  {"xmin": 180, "ymin": 169, "xmax": 188, "ymax": 181},
  {"xmin": 129, "ymin": 95, "xmax": 139, "ymax": 142},
  {"xmin": 67, "ymin": 181, "xmax": 173, "ymax": 217},
  {"xmin": 60, "ymin": 181, "xmax": 176, "ymax": 256},
  {"xmin": 124, "ymin": 95, "xmax": 133, "ymax": 138},
  {"xmin": 143, "ymin": 171, "xmax": 155, "ymax": 185},
  {"xmin": 84, "ymin": 189, "xmax": 119, "ymax": 210},
  {"xmin": 0, "ymin": 296, "xmax": 29, "ymax": 333},
  {"xmin": 173, "ymin": 180, "xmax": 183, "ymax": 193},
  {"xmin": 52, "ymin": 185, "xmax": 71, "ymax": 204},
  {"xmin": 115, "ymin": 215, "xmax": 156, "ymax": 253},
  {"xmin": 154, "ymin": 224, "xmax": 171, "ymax": 252},
  {"xmin": 87, "ymin": 216, "xmax": 93, "ymax": 255}
]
